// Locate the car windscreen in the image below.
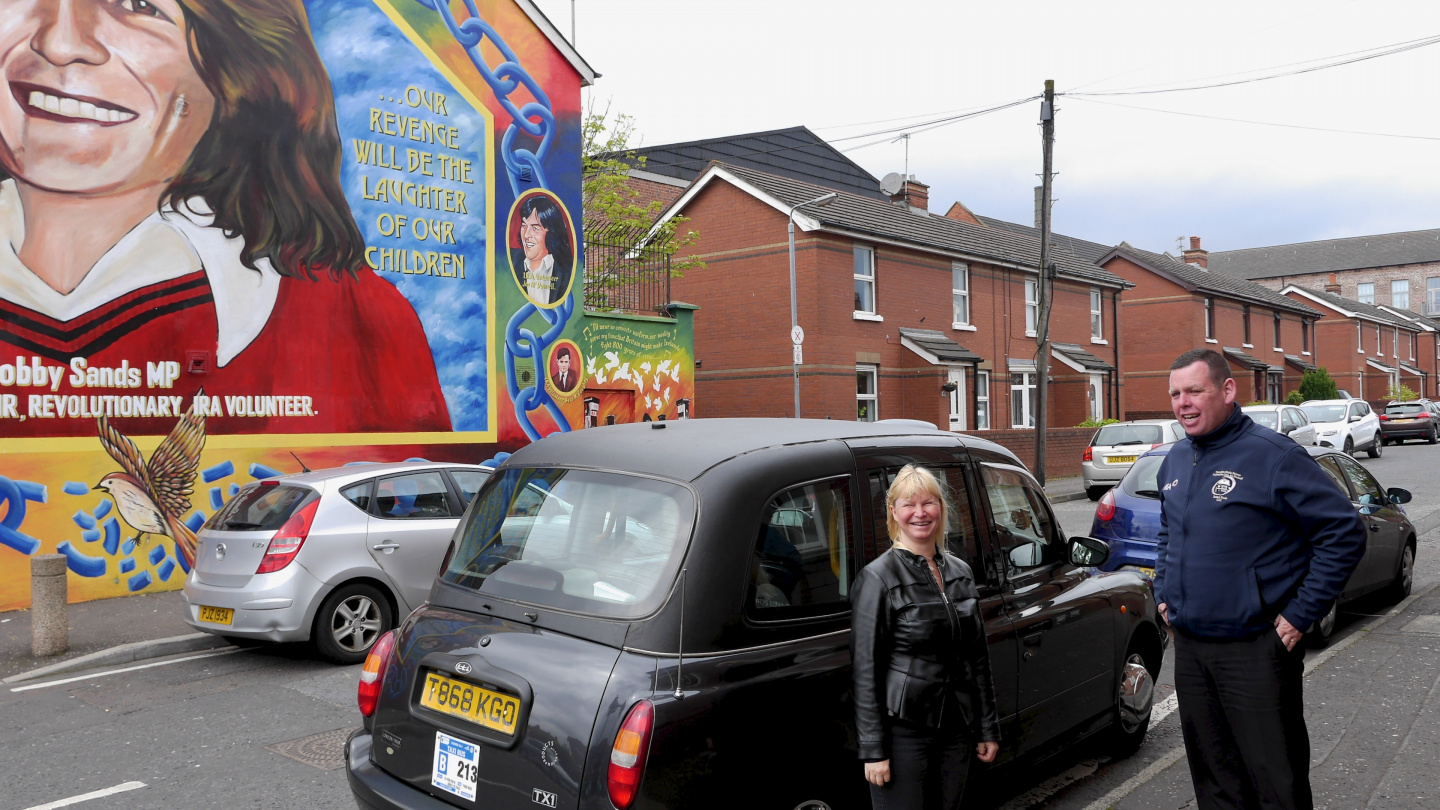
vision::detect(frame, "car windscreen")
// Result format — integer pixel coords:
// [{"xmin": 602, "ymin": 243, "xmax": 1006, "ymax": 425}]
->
[
  {"xmin": 1093, "ymin": 424, "xmax": 1162, "ymax": 446},
  {"xmin": 441, "ymin": 468, "xmax": 695, "ymax": 619},
  {"xmin": 1302, "ymin": 404, "xmax": 1347, "ymax": 423},
  {"xmin": 205, "ymin": 483, "xmax": 313, "ymax": 531},
  {"xmin": 1121, "ymin": 455, "xmax": 1167, "ymax": 499},
  {"xmin": 1386, "ymin": 403, "xmax": 1425, "ymax": 415},
  {"xmin": 1247, "ymin": 411, "xmax": 1278, "ymax": 429}
]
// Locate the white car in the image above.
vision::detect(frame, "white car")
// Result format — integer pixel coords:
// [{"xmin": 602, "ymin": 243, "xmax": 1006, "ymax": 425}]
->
[
  {"xmin": 1301, "ymin": 399, "xmax": 1382, "ymax": 458},
  {"xmin": 1081, "ymin": 418, "xmax": 1185, "ymax": 500},
  {"xmin": 1242, "ymin": 404, "xmax": 1318, "ymax": 446}
]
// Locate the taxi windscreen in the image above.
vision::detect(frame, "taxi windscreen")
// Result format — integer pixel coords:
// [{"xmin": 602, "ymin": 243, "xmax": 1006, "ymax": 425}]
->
[{"xmin": 442, "ymin": 468, "xmax": 695, "ymax": 619}]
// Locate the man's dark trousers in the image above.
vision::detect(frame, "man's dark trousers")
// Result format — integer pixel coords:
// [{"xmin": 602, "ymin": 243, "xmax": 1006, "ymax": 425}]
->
[{"xmin": 1174, "ymin": 629, "xmax": 1312, "ymax": 810}]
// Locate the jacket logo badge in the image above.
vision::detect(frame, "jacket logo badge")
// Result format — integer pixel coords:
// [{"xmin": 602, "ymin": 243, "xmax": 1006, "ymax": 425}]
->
[
  {"xmin": 1162, "ymin": 479, "xmax": 1178, "ymax": 492},
  {"xmin": 1211, "ymin": 470, "xmax": 1244, "ymax": 501}
]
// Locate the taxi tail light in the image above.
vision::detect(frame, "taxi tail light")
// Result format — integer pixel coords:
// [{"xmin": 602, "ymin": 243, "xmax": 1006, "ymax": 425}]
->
[
  {"xmin": 607, "ymin": 699, "xmax": 655, "ymax": 809},
  {"xmin": 1082, "ymin": 446, "xmax": 1093, "ymax": 462},
  {"xmin": 255, "ymin": 498, "xmax": 320, "ymax": 574},
  {"xmin": 1096, "ymin": 488, "xmax": 1117, "ymax": 522},
  {"xmin": 357, "ymin": 629, "xmax": 397, "ymax": 717}
]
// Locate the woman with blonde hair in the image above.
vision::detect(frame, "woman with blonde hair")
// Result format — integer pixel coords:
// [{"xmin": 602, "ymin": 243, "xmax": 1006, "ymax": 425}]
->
[{"xmin": 850, "ymin": 463, "xmax": 1000, "ymax": 809}]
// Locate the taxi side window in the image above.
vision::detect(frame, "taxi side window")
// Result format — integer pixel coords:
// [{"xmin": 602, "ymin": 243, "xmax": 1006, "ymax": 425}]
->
[
  {"xmin": 980, "ymin": 464, "xmax": 1063, "ymax": 571},
  {"xmin": 749, "ymin": 477, "xmax": 854, "ymax": 619},
  {"xmin": 863, "ymin": 466, "xmax": 982, "ymax": 576}
]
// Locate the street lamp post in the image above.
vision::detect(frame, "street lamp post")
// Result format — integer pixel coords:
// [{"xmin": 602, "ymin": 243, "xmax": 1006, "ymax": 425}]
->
[{"xmin": 788, "ymin": 192, "xmax": 838, "ymax": 418}]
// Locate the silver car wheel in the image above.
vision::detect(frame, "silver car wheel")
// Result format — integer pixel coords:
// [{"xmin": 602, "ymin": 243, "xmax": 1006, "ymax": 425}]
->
[
  {"xmin": 331, "ymin": 594, "xmax": 382, "ymax": 653},
  {"xmin": 1118, "ymin": 652, "xmax": 1154, "ymax": 734}
]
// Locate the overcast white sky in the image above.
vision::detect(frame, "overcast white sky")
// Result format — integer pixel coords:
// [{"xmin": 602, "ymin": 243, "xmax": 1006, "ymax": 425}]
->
[{"xmin": 531, "ymin": 0, "xmax": 1439, "ymax": 255}]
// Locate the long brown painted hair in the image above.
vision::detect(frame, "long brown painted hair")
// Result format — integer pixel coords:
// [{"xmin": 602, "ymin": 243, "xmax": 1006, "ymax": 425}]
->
[{"xmin": 170, "ymin": 0, "xmax": 363, "ymax": 280}]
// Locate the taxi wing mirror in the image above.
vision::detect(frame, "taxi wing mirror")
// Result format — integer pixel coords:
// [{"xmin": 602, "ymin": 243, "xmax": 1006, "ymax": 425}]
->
[{"xmin": 1069, "ymin": 536, "xmax": 1111, "ymax": 568}]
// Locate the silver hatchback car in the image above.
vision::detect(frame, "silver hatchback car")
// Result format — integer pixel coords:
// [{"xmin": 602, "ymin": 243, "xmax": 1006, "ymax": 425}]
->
[{"xmin": 182, "ymin": 461, "xmax": 491, "ymax": 663}]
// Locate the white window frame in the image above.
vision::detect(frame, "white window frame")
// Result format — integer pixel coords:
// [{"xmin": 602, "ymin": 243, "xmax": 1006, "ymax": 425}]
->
[
  {"xmin": 1393, "ymin": 279, "xmax": 1410, "ymax": 310},
  {"xmin": 1357, "ymin": 282, "xmax": 1375, "ymax": 305},
  {"xmin": 1011, "ymin": 371, "xmax": 1036, "ymax": 429},
  {"xmin": 1089, "ymin": 288, "xmax": 1103, "ymax": 341},
  {"xmin": 975, "ymin": 371, "xmax": 990, "ymax": 430},
  {"xmin": 952, "ymin": 262, "xmax": 970, "ymax": 327},
  {"xmin": 1357, "ymin": 321, "xmax": 1363, "ymax": 353},
  {"xmin": 1273, "ymin": 312, "xmax": 1283, "ymax": 351},
  {"xmin": 1376, "ymin": 323, "xmax": 1383, "ymax": 355},
  {"xmin": 1242, "ymin": 305, "xmax": 1252, "ymax": 347},
  {"xmin": 856, "ymin": 364, "xmax": 878, "ymax": 422},
  {"xmin": 1410, "ymin": 331, "xmax": 1416, "ymax": 361},
  {"xmin": 1204, "ymin": 297, "xmax": 1215, "ymax": 342},
  {"xmin": 853, "ymin": 245, "xmax": 876, "ymax": 316},
  {"xmin": 1024, "ymin": 279, "xmax": 1038, "ymax": 336}
]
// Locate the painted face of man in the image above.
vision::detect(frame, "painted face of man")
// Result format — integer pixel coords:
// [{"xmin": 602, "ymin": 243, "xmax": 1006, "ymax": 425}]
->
[
  {"xmin": 1169, "ymin": 360, "xmax": 1237, "ymax": 437},
  {"xmin": 520, "ymin": 210, "xmax": 549, "ymax": 264},
  {"xmin": 556, "ymin": 354, "xmax": 570, "ymax": 375},
  {"xmin": 0, "ymin": 0, "xmax": 217, "ymax": 195}
]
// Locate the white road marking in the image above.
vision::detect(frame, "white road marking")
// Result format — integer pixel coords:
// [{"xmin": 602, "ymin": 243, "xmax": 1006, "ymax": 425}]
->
[
  {"xmin": 1080, "ymin": 580, "xmax": 1440, "ymax": 810},
  {"xmin": 21, "ymin": 781, "xmax": 145, "ymax": 809},
  {"xmin": 10, "ymin": 648, "xmax": 243, "ymax": 693},
  {"xmin": 1150, "ymin": 692, "xmax": 1180, "ymax": 726}
]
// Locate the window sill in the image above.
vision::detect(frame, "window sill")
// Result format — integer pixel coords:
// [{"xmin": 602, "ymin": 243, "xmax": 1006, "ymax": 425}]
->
[
  {"xmin": 1242, "ymin": 343, "xmax": 1254, "ymax": 349},
  {"xmin": 1358, "ymin": 349, "xmax": 1366, "ymax": 353},
  {"xmin": 952, "ymin": 323, "xmax": 978, "ymax": 332},
  {"xmin": 1026, "ymin": 330, "xmax": 1037, "ymax": 338},
  {"xmin": 1090, "ymin": 337, "xmax": 1108, "ymax": 345},
  {"xmin": 1273, "ymin": 347, "xmax": 1283, "ymax": 353},
  {"xmin": 1205, "ymin": 338, "xmax": 1218, "ymax": 344},
  {"xmin": 1302, "ymin": 351, "xmax": 1312, "ymax": 356},
  {"xmin": 853, "ymin": 312, "xmax": 884, "ymax": 322}
]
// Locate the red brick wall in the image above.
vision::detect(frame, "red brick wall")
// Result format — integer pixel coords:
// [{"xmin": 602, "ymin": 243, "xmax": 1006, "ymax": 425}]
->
[
  {"xmin": 959, "ymin": 426, "xmax": 1096, "ymax": 478},
  {"xmin": 672, "ymin": 175, "xmax": 1122, "ymax": 431}
]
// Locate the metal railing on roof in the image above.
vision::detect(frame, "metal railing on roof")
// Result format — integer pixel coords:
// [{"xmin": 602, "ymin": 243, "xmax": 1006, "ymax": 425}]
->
[{"xmin": 583, "ymin": 223, "xmax": 673, "ymax": 316}]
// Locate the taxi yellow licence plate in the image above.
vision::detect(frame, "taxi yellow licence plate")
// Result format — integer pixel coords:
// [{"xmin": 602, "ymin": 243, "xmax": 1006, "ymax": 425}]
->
[
  {"xmin": 420, "ymin": 672, "xmax": 520, "ymax": 736},
  {"xmin": 1109, "ymin": 455, "xmax": 1138, "ymax": 464},
  {"xmin": 198, "ymin": 605, "xmax": 233, "ymax": 625}
]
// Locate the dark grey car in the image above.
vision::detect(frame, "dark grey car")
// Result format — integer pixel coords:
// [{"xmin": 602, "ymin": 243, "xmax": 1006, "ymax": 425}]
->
[{"xmin": 346, "ymin": 420, "xmax": 1165, "ymax": 810}]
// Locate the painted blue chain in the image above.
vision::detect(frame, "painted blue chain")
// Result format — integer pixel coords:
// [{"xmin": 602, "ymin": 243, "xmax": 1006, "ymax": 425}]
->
[{"xmin": 413, "ymin": 0, "xmax": 571, "ymax": 440}]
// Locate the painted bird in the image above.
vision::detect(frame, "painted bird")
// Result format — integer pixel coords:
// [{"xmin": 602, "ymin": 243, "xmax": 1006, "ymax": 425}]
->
[{"xmin": 93, "ymin": 392, "xmax": 207, "ymax": 569}]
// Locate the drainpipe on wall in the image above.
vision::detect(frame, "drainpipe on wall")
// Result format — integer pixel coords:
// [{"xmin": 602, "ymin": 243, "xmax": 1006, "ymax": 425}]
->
[{"xmin": 1111, "ymin": 288, "xmax": 1121, "ymax": 419}]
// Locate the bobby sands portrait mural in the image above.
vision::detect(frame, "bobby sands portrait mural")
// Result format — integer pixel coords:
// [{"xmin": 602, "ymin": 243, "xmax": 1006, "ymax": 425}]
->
[
  {"xmin": 508, "ymin": 189, "xmax": 574, "ymax": 309},
  {"xmin": 0, "ymin": 0, "xmax": 460, "ymax": 438}
]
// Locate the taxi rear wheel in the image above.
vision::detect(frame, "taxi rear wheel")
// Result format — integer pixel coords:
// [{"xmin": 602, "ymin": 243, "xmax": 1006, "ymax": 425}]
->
[{"xmin": 314, "ymin": 583, "xmax": 394, "ymax": 664}]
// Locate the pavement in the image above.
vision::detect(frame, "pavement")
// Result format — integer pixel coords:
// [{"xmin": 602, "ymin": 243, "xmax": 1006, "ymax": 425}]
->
[{"xmin": 1045, "ymin": 474, "xmax": 1090, "ymax": 504}]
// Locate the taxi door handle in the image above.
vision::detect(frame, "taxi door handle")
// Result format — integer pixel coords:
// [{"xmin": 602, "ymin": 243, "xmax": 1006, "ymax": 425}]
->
[{"xmin": 373, "ymin": 542, "xmax": 401, "ymax": 552}]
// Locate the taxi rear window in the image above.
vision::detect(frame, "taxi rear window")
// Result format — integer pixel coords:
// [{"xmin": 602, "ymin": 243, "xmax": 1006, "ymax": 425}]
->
[
  {"xmin": 442, "ymin": 468, "xmax": 695, "ymax": 619},
  {"xmin": 1094, "ymin": 424, "xmax": 1162, "ymax": 447}
]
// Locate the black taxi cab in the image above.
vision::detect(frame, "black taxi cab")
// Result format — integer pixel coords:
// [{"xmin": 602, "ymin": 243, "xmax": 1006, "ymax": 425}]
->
[{"xmin": 346, "ymin": 419, "xmax": 1164, "ymax": 810}]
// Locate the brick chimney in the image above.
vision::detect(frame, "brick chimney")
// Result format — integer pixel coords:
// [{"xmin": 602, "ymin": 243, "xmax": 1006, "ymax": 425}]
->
[
  {"xmin": 1324, "ymin": 273, "xmax": 1342, "ymax": 294},
  {"xmin": 889, "ymin": 175, "xmax": 929, "ymax": 213},
  {"xmin": 944, "ymin": 200, "xmax": 983, "ymax": 226},
  {"xmin": 1181, "ymin": 236, "xmax": 1208, "ymax": 269}
]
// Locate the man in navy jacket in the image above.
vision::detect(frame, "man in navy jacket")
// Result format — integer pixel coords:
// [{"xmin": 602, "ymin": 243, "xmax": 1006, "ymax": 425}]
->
[{"xmin": 1155, "ymin": 349, "xmax": 1365, "ymax": 810}]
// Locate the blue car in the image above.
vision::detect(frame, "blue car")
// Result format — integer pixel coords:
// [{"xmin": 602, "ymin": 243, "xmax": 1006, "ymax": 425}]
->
[{"xmin": 1090, "ymin": 444, "xmax": 1171, "ymax": 581}]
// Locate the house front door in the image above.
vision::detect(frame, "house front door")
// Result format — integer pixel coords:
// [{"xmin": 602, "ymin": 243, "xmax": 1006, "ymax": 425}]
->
[
  {"xmin": 1088, "ymin": 374, "xmax": 1104, "ymax": 422},
  {"xmin": 948, "ymin": 368, "xmax": 966, "ymax": 431}
]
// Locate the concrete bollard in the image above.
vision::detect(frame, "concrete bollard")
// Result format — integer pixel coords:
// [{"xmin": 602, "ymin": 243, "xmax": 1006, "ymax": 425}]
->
[{"xmin": 31, "ymin": 554, "xmax": 68, "ymax": 657}]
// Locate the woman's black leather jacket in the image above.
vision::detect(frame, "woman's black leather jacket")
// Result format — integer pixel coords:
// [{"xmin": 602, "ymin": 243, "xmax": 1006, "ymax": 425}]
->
[{"xmin": 851, "ymin": 546, "xmax": 1001, "ymax": 760}]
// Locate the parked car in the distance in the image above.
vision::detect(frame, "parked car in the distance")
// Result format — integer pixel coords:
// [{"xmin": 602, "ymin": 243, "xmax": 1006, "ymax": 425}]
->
[
  {"xmin": 1301, "ymin": 399, "xmax": 1382, "ymax": 458},
  {"xmin": 1082, "ymin": 418, "xmax": 1185, "ymax": 500},
  {"xmin": 1090, "ymin": 443, "xmax": 1415, "ymax": 647},
  {"xmin": 1379, "ymin": 400, "xmax": 1439, "ymax": 445},
  {"xmin": 1242, "ymin": 404, "xmax": 1317, "ymax": 446},
  {"xmin": 183, "ymin": 461, "xmax": 492, "ymax": 663},
  {"xmin": 346, "ymin": 419, "xmax": 1167, "ymax": 810}
]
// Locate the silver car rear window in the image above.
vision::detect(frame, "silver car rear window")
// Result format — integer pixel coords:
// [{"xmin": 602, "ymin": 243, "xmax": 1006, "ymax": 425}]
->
[
  {"xmin": 442, "ymin": 468, "xmax": 695, "ymax": 619},
  {"xmin": 206, "ymin": 484, "xmax": 312, "ymax": 531},
  {"xmin": 1093, "ymin": 424, "xmax": 1162, "ymax": 446}
]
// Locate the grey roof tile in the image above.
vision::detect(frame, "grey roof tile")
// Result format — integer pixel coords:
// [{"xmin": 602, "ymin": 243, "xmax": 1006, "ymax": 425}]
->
[
  {"xmin": 977, "ymin": 217, "xmax": 1113, "ymax": 264},
  {"xmin": 1287, "ymin": 285, "xmax": 1422, "ymax": 329},
  {"xmin": 718, "ymin": 163, "xmax": 1128, "ymax": 288},
  {"xmin": 899, "ymin": 328, "xmax": 984, "ymax": 363},
  {"xmin": 1109, "ymin": 243, "xmax": 1322, "ymax": 317},
  {"xmin": 1222, "ymin": 347, "xmax": 1268, "ymax": 370},
  {"xmin": 1285, "ymin": 354, "xmax": 1316, "ymax": 371},
  {"xmin": 1209, "ymin": 229, "xmax": 1440, "ymax": 280},
  {"xmin": 1052, "ymin": 342, "xmax": 1114, "ymax": 371}
]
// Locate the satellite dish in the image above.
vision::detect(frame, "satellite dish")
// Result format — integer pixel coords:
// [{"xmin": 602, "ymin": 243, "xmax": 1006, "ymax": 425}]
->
[{"xmin": 880, "ymin": 172, "xmax": 906, "ymax": 197}]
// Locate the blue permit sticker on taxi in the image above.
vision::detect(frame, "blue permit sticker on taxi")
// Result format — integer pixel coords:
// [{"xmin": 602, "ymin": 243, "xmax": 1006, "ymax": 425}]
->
[{"xmin": 432, "ymin": 731, "xmax": 479, "ymax": 801}]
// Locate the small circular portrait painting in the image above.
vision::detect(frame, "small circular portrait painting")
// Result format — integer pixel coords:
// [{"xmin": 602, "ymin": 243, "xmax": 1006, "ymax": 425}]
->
[
  {"xmin": 545, "ymin": 340, "xmax": 583, "ymax": 399},
  {"xmin": 508, "ymin": 189, "xmax": 576, "ymax": 309}
]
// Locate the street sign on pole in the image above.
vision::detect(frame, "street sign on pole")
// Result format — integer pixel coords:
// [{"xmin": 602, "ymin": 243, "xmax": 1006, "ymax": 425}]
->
[
  {"xmin": 791, "ymin": 325, "xmax": 805, "ymax": 345},
  {"xmin": 793, "ymin": 344, "xmax": 804, "ymax": 364}
]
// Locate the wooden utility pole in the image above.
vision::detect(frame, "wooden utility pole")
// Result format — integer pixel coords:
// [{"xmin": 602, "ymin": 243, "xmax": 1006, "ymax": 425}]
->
[{"xmin": 1034, "ymin": 80, "xmax": 1055, "ymax": 485}]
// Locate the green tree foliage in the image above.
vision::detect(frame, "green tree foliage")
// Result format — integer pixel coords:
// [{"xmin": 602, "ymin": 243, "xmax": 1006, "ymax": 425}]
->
[
  {"xmin": 1297, "ymin": 367, "xmax": 1340, "ymax": 402},
  {"xmin": 582, "ymin": 107, "xmax": 703, "ymax": 275},
  {"xmin": 1386, "ymin": 382, "xmax": 1419, "ymax": 402},
  {"xmin": 1075, "ymin": 417, "xmax": 1119, "ymax": 428},
  {"xmin": 1284, "ymin": 389, "xmax": 1305, "ymax": 406}
]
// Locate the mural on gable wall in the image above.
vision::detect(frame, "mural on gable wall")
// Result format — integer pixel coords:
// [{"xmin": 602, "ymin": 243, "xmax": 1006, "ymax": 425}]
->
[{"xmin": 0, "ymin": 0, "xmax": 694, "ymax": 611}]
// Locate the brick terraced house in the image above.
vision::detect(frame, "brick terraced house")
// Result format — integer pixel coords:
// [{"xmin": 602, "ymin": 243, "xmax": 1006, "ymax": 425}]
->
[
  {"xmin": 1281, "ymin": 285, "xmax": 1438, "ymax": 402},
  {"xmin": 651, "ymin": 158, "xmax": 1131, "ymax": 432},
  {"xmin": 1099, "ymin": 240, "xmax": 1324, "ymax": 418}
]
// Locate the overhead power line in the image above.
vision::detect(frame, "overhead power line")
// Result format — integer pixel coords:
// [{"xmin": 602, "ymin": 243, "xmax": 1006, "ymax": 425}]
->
[
  {"xmin": 1068, "ymin": 95, "xmax": 1440, "ymax": 142},
  {"xmin": 1067, "ymin": 33, "xmax": 1440, "ymax": 97},
  {"xmin": 838, "ymin": 96, "xmax": 1040, "ymax": 152}
]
